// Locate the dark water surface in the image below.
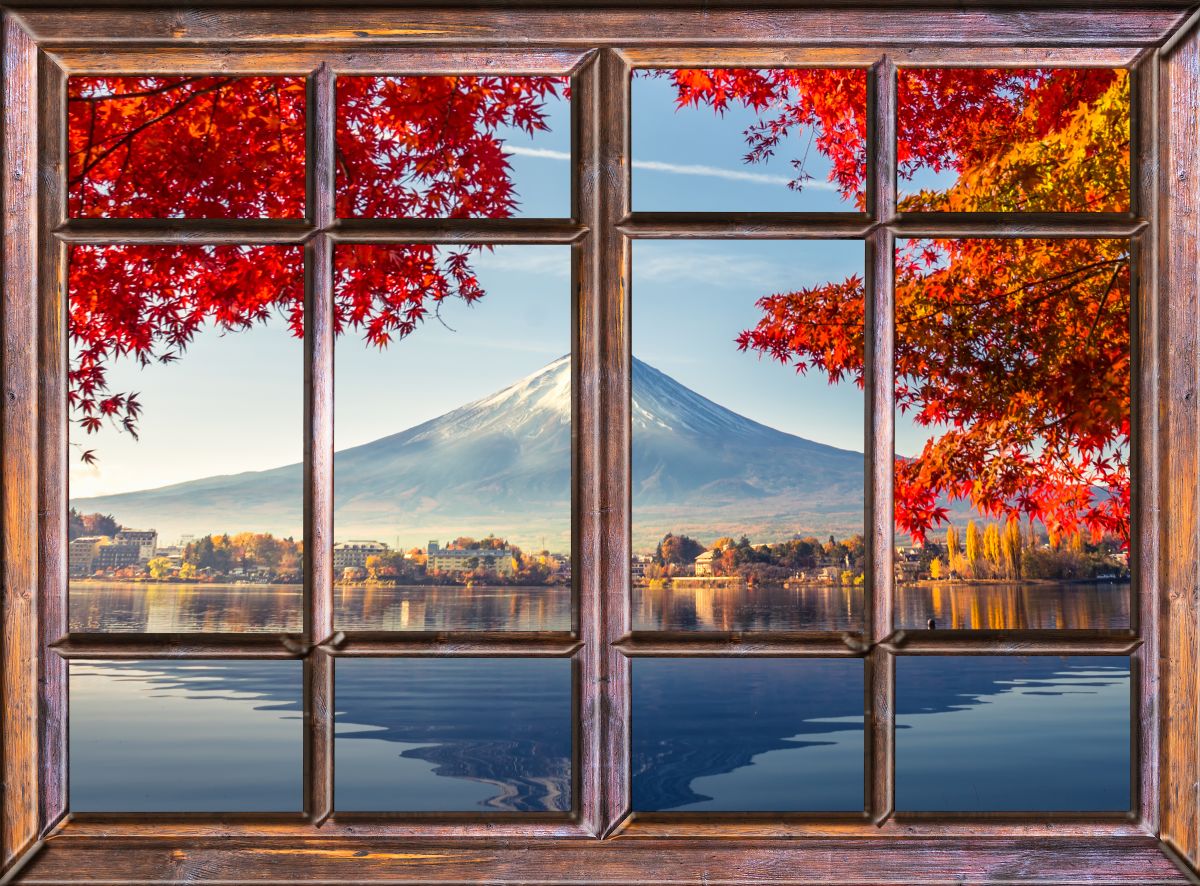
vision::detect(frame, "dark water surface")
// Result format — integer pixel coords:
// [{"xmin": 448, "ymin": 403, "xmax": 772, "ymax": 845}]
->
[{"xmin": 70, "ymin": 655, "xmax": 1129, "ymax": 813}]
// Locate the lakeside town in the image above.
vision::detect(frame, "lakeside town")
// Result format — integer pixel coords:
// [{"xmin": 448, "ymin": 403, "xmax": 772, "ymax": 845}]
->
[
  {"xmin": 68, "ymin": 509, "xmax": 570, "ymax": 587},
  {"xmin": 70, "ymin": 507, "xmax": 1128, "ymax": 590},
  {"xmin": 634, "ymin": 520, "xmax": 1128, "ymax": 588}
]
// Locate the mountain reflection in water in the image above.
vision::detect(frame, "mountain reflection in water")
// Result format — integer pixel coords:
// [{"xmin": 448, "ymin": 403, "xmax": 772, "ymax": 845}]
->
[
  {"xmin": 71, "ymin": 655, "xmax": 1128, "ymax": 813},
  {"xmin": 70, "ymin": 580, "xmax": 1127, "ymax": 633}
]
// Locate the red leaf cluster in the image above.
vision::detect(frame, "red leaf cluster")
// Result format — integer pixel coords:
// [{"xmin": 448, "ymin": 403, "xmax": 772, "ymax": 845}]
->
[{"xmin": 68, "ymin": 69, "xmax": 1131, "ymax": 546}]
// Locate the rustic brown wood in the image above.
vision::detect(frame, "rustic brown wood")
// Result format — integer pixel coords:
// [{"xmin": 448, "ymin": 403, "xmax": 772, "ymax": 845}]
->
[
  {"xmin": 619, "ymin": 46, "xmax": 1150, "ymax": 68},
  {"xmin": 615, "ymin": 633, "xmax": 864, "ymax": 656},
  {"xmin": 1157, "ymin": 13, "xmax": 1200, "ymax": 872},
  {"xmin": 619, "ymin": 214, "xmax": 873, "ymax": 239},
  {"xmin": 322, "ymin": 632, "xmax": 581, "ymax": 656},
  {"xmin": 48, "ymin": 634, "xmax": 306, "ymax": 658},
  {"xmin": 49, "ymin": 818, "xmax": 594, "ymax": 839},
  {"xmin": 888, "ymin": 213, "xmax": 1146, "ymax": 238},
  {"xmin": 881, "ymin": 632, "xmax": 1142, "ymax": 655},
  {"xmin": 589, "ymin": 47, "xmax": 633, "ymax": 839},
  {"xmin": 573, "ymin": 51, "xmax": 603, "ymax": 837},
  {"xmin": 54, "ymin": 218, "xmax": 312, "ymax": 244},
  {"xmin": 616, "ymin": 818, "xmax": 1155, "ymax": 839},
  {"xmin": 14, "ymin": 836, "xmax": 1190, "ymax": 884},
  {"xmin": 10, "ymin": 8, "xmax": 1189, "ymax": 47},
  {"xmin": 304, "ymin": 63, "xmax": 336, "ymax": 828},
  {"xmin": 1, "ymin": 12, "xmax": 41, "ymax": 872},
  {"xmin": 1131, "ymin": 49, "xmax": 1161, "ymax": 832},
  {"xmin": 866, "ymin": 55, "xmax": 898, "ymax": 829},
  {"xmin": 35, "ymin": 50, "xmax": 67, "ymax": 844},
  {"xmin": 329, "ymin": 219, "xmax": 586, "ymax": 243},
  {"xmin": 45, "ymin": 45, "xmax": 588, "ymax": 75},
  {"xmin": 4, "ymin": 2, "xmax": 1200, "ymax": 883}
]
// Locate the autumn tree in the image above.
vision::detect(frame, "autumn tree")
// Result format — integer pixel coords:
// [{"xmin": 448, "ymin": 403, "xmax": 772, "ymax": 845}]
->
[
  {"xmin": 68, "ymin": 69, "xmax": 1130, "ymax": 548},
  {"xmin": 655, "ymin": 533, "xmax": 706, "ymax": 567},
  {"xmin": 945, "ymin": 524, "xmax": 961, "ymax": 575},
  {"xmin": 965, "ymin": 520, "xmax": 982, "ymax": 579},
  {"xmin": 983, "ymin": 523, "xmax": 1003, "ymax": 575}
]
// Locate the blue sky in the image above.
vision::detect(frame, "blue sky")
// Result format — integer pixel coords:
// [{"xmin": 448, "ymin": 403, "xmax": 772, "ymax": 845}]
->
[{"xmin": 70, "ymin": 75, "xmax": 928, "ymax": 500}]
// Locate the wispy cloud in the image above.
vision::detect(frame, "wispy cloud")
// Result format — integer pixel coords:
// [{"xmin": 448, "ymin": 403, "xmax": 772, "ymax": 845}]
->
[
  {"xmin": 504, "ymin": 145, "xmax": 837, "ymax": 191},
  {"xmin": 471, "ymin": 246, "xmax": 571, "ymax": 278},
  {"xmin": 634, "ymin": 251, "xmax": 793, "ymax": 288}
]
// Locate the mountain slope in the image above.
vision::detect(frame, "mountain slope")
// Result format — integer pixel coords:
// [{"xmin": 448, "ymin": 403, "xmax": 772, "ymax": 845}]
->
[{"xmin": 71, "ymin": 356, "xmax": 866, "ymax": 550}]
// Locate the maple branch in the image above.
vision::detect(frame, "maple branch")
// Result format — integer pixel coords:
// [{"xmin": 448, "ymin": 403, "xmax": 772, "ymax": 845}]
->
[{"xmin": 69, "ymin": 78, "xmax": 235, "ymax": 186}]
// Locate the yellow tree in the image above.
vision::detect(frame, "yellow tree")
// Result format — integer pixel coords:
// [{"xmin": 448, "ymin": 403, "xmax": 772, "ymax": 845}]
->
[
  {"xmin": 945, "ymin": 524, "xmax": 961, "ymax": 576},
  {"xmin": 1001, "ymin": 516, "xmax": 1024, "ymax": 579},
  {"xmin": 965, "ymin": 520, "xmax": 982, "ymax": 578},
  {"xmin": 983, "ymin": 523, "xmax": 1003, "ymax": 576}
]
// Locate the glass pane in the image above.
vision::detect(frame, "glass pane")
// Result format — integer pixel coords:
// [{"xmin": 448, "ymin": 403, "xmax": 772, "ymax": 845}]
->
[
  {"xmin": 335, "ymin": 658, "xmax": 572, "ymax": 811},
  {"xmin": 333, "ymin": 245, "xmax": 572, "ymax": 631},
  {"xmin": 896, "ymin": 656, "xmax": 1130, "ymax": 811},
  {"xmin": 894, "ymin": 238, "xmax": 1130, "ymax": 631},
  {"xmin": 336, "ymin": 76, "xmax": 570, "ymax": 219},
  {"xmin": 70, "ymin": 660, "xmax": 302, "ymax": 811},
  {"xmin": 632, "ymin": 658, "xmax": 863, "ymax": 811},
  {"xmin": 632, "ymin": 69, "xmax": 866, "ymax": 212},
  {"xmin": 632, "ymin": 241, "xmax": 865, "ymax": 632},
  {"xmin": 898, "ymin": 68, "xmax": 1129, "ymax": 213},
  {"xmin": 68, "ymin": 76, "xmax": 305, "ymax": 218},
  {"xmin": 68, "ymin": 245, "xmax": 303, "ymax": 633}
]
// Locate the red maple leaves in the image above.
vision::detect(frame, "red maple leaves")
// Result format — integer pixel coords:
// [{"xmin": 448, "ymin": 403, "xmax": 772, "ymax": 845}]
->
[{"xmin": 68, "ymin": 68, "xmax": 1131, "ymax": 545}]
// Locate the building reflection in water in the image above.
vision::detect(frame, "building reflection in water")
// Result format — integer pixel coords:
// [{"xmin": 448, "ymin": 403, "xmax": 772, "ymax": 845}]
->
[{"xmin": 70, "ymin": 580, "xmax": 1128, "ymax": 633}]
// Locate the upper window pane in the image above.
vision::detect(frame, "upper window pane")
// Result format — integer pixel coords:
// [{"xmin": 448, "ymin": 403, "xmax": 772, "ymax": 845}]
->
[
  {"xmin": 68, "ymin": 76, "xmax": 306, "ymax": 218},
  {"xmin": 894, "ymin": 238, "xmax": 1130, "ymax": 630},
  {"xmin": 336, "ymin": 76, "xmax": 570, "ymax": 219},
  {"xmin": 632, "ymin": 69, "xmax": 867, "ymax": 212},
  {"xmin": 632, "ymin": 240, "xmax": 865, "ymax": 632},
  {"xmin": 68, "ymin": 245, "xmax": 304, "ymax": 633},
  {"xmin": 898, "ymin": 68, "xmax": 1130, "ymax": 213},
  {"xmin": 333, "ymin": 244, "xmax": 571, "ymax": 632}
]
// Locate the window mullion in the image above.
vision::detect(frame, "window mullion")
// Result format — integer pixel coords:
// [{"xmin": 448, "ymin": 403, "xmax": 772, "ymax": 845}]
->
[
  {"xmin": 303, "ymin": 62, "xmax": 336, "ymax": 827},
  {"xmin": 575, "ymin": 46, "xmax": 633, "ymax": 838},
  {"xmin": 866, "ymin": 55, "xmax": 898, "ymax": 827}
]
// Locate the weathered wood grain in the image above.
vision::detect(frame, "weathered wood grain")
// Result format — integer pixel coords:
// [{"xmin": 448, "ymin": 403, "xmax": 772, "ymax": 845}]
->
[
  {"xmin": 1131, "ymin": 49, "xmax": 1162, "ymax": 832},
  {"xmin": 5, "ymin": 2, "xmax": 1199, "ymax": 882},
  {"xmin": 14, "ymin": 836, "xmax": 1190, "ymax": 884},
  {"xmin": 1157, "ymin": 13, "xmax": 1200, "ymax": 872},
  {"xmin": 46, "ymin": 45, "xmax": 588, "ymax": 75},
  {"xmin": 11, "ymin": 8, "xmax": 1190, "ymax": 47},
  {"xmin": 36, "ymin": 51, "xmax": 67, "ymax": 843},
  {"xmin": 2, "ymin": 13, "xmax": 41, "ymax": 873}
]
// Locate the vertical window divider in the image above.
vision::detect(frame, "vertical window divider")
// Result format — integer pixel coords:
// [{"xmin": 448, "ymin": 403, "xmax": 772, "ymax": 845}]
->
[
  {"xmin": 37, "ymin": 50, "xmax": 69, "ymax": 841},
  {"xmin": 866, "ymin": 55, "xmax": 897, "ymax": 827},
  {"xmin": 303, "ymin": 62, "xmax": 336, "ymax": 827},
  {"xmin": 575, "ymin": 46, "xmax": 632, "ymax": 839},
  {"xmin": 1131, "ymin": 48, "xmax": 1160, "ymax": 833}
]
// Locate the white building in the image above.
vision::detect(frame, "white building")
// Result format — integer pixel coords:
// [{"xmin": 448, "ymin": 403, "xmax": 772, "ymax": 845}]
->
[
  {"xmin": 426, "ymin": 540, "xmax": 515, "ymax": 577},
  {"xmin": 333, "ymin": 540, "xmax": 389, "ymax": 571},
  {"xmin": 69, "ymin": 536, "xmax": 107, "ymax": 577},
  {"xmin": 115, "ymin": 529, "xmax": 158, "ymax": 563},
  {"xmin": 694, "ymin": 550, "xmax": 718, "ymax": 577}
]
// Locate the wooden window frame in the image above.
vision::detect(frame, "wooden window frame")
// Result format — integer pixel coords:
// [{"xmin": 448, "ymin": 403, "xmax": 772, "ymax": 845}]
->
[{"xmin": 3, "ymin": 3, "xmax": 1200, "ymax": 882}]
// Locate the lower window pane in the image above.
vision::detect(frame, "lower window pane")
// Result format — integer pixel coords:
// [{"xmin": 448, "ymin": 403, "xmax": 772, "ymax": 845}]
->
[
  {"xmin": 632, "ymin": 658, "xmax": 864, "ymax": 812},
  {"xmin": 895, "ymin": 655, "xmax": 1131, "ymax": 811},
  {"xmin": 69, "ymin": 660, "xmax": 302, "ymax": 811},
  {"xmin": 335, "ymin": 658, "xmax": 572, "ymax": 812}
]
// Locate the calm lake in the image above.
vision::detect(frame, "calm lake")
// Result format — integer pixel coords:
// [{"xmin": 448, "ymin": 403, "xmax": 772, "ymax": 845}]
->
[
  {"xmin": 70, "ymin": 655, "xmax": 1130, "ymax": 813},
  {"xmin": 69, "ymin": 580, "xmax": 1130, "ymax": 632}
]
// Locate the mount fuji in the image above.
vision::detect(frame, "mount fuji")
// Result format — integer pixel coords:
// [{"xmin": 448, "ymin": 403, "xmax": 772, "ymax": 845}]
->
[{"xmin": 70, "ymin": 356, "xmax": 866, "ymax": 551}]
